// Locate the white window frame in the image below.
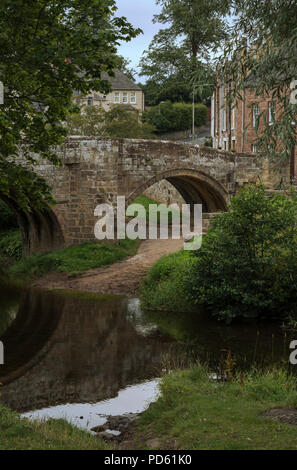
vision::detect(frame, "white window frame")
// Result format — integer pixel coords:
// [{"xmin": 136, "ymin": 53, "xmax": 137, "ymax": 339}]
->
[
  {"xmin": 268, "ymin": 101, "xmax": 275, "ymax": 125},
  {"xmin": 220, "ymin": 86, "xmax": 224, "ymax": 135},
  {"xmin": 130, "ymin": 92, "xmax": 136, "ymax": 104},
  {"xmin": 252, "ymin": 144, "xmax": 258, "ymax": 153},
  {"xmin": 231, "ymin": 108, "xmax": 236, "ymax": 130},
  {"xmin": 114, "ymin": 92, "xmax": 120, "ymax": 104},
  {"xmin": 252, "ymin": 104, "xmax": 259, "ymax": 128},
  {"xmin": 122, "ymin": 92, "xmax": 128, "ymax": 104},
  {"xmin": 87, "ymin": 97, "xmax": 93, "ymax": 106}
]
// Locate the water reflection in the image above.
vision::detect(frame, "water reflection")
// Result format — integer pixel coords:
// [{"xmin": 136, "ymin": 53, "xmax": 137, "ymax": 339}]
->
[
  {"xmin": 0, "ymin": 289, "xmax": 172, "ymax": 413},
  {"xmin": 0, "ymin": 285, "xmax": 295, "ymax": 422}
]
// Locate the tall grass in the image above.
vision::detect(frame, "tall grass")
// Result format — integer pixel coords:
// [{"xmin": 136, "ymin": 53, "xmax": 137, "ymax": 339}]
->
[{"xmin": 8, "ymin": 238, "xmax": 140, "ymax": 279}]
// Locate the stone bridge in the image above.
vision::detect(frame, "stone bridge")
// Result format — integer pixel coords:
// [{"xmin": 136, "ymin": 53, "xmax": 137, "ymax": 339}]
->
[{"xmin": 8, "ymin": 137, "xmax": 290, "ymax": 254}]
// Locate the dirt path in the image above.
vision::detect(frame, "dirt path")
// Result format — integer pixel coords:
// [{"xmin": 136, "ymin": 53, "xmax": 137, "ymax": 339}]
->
[{"xmin": 33, "ymin": 238, "xmax": 183, "ymax": 297}]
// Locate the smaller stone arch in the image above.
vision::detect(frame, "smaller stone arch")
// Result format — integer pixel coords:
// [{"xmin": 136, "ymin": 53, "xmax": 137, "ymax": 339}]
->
[
  {"xmin": 1, "ymin": 195, "xmax": 65, "ymax": 255},
  {"xmin": 127, "ymin": 168, "xmax": 229, "ymax": 212}
]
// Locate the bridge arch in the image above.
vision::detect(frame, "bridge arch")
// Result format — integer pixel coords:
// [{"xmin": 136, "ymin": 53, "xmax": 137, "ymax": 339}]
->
[
  {"xmin": 0, "ymin": 195, "xmax": 65, "ymax": 255},
  {"xmin": 127, "ymin": 168, "xmax": 229, "ymax": 212}
]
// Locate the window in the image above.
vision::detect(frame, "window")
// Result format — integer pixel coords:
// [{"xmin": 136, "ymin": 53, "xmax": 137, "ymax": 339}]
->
[
  {"xmin": 223, "ymin": 110, "xmax": 226, "ymax": 131},
  {"xmin": 87, "ymin": 97, "xmax": 93, "ymax": 106},
  {"xmin": 231, "ymin": 108, "xmax": 236, "ymax": 130},
  {"xmin": 252, "ymin": 104, "xmax": 259, "ymax": 128},
  {"xmin": 232, "ymin": 138, "xmax": 236, "ymax": 151},
  {"xmin": 268, "ymin": 101, "xmax": 275, "ymax": 124},
  {"xmin": 130, "ymin": 92, "xmax": 136, "ymax": 104},
  {"xmin": 220, "ymin": 86, "xmax": 224, "ymax": 134},
  {"xmin": 251, "ymin": 144, "xmax": 258, "ymax": 153},
  {"xmin": 114, "ymin": 92, "xmax": 120, "ymax": 104},
  {"xmin": 122, "ymin": 92, "xmax": 128, "ymax": 104}
]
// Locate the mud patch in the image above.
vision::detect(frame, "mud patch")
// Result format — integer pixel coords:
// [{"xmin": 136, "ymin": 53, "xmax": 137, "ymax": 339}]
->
[{"xmin": 262, "ymin": 408, "xmax": 297, "ymax": 425}]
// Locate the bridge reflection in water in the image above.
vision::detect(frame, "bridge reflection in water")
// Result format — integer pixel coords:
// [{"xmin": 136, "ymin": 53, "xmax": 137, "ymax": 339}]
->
[
  {"xmin": 0, "ymin": 288, "xmax": 173, "ymax": 414},
  {"xmin": 0, "ymin": 285, "xmax": 294, "ymax": 424}
]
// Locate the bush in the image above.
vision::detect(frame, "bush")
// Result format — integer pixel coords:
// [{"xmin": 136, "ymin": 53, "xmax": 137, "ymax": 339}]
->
[
  {"xmin": 0, "ymin": 200, "xmax": 18, "ymax": 231},
  {"xmin": 140, "ymin": 250, "xmax": 194, "ymax": 312},
  {"xmin": 143, "ymin": 101, "xmax": 208, "ymax": 134},
  {"xmin": 186, "ymin": 185, "xmax": 297, "ymax": 322},
  {"xmin": 67, "ymin": 104, "xmax": 155, "ymax": 139},
  {"xmin": 0, "ymin": 230, "xmax": 22, "ymax": 260}
]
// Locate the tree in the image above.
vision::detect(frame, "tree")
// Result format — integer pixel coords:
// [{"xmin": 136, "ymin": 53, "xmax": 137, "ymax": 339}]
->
[
  {"xmin": 0, "ymin": 0, "xmax": 141, "ymax": 210},
  {"xmin": 143, "ymin": 101, "xmax": 208, "ymax": 134},
  {"xmin": 186, "ymin": 185, "xmax": 297, "ymax": 322},
  {"xmin": 222, "ymin": 1, "xmax": 297, "ymax": 163},
  {"xmin": 67, "ymin": 105, "xmax": 155, "ymax": 139},
  {"xmin": 140, "ymin": 0, "xmax": 230, "ymax": 105},
  {"xmin": 115, "ymin": 55, "xmax": 137, "ymax": 82}
]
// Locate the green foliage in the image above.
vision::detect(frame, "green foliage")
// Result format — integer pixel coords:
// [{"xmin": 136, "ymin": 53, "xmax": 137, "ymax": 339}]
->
[
  {"xmin": 9, "ymin": 238, "xmax": 140, "ymax": 279},
  {"xmin": 143, "ymin": 101, "xmax": 208, "ymax": 133},
  {"xmin": 128, "ymin": 194, "xmax": 180, "ymax": 224},
  {"xmin": 0, "ymin": 406, "xmax": 110, "ymax": 450},
  {"xmin": 0, "ymin": 230, "xmax": 22, "ymax": 260},
  {"xmin": 0, "ymin": 1, "xmax": 140, "ymax": 210},
  {"xmin": 222, "ymin": 1, "xmax": 297, "ymax": 161},
  {"xmin": 140, "ymin": 250, "xmax": 194, "ymax": 312},
  {"xmin": 187, "ymin": 185, "xmax": 297, "ymax": 322},
  {"xmin": 0, "ymin": 200, "xmax": 18, "ymax": 231},
  {"xmin": 67, "ymin": 105, "xmax": 155, "ymax": 139},
  {"xmin": 139, "ymin": 0, "xmax": 230, "ymax": 105},
  {"xmin": 103, "ymin": 106, "xmax": 155, "ymax": 139},
  {"xmin": 138, "ymin": 365, "xmax": 297, "ymax": 450}
]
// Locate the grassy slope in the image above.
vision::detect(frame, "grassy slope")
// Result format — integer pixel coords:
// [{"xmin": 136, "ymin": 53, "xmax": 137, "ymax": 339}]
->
[
  {"xmin": 8, "ymin": 238, "xmax": 140, "ymax": 279},
  {"xmin": 0, "ymin": 406, "xmax": 111, "ymax": 450},
  {"xmin": 134, "ymin": 366, "xmax": 297, "ymax": 450},
  {"xmin": 140, "ymin": 249, "xmax": 194, "ymax": 312}
]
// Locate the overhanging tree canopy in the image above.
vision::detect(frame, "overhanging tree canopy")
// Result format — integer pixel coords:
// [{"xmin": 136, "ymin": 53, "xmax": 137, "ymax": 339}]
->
[{"xmin": 0, "ymin": 0, "xmax": 141, "ymax": 210}]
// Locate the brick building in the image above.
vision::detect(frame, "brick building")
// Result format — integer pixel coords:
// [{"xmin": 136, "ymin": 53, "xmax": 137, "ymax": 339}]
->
[{"xmin": 211, "ymin": 82, "xmax": 297, "ymax": 182}]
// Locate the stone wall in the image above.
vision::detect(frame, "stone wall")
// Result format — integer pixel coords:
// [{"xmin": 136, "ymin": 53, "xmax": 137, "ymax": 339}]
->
[
  {"xmin": 144, "ymin": 180, "xmax": 185, "ymax": 207},
  {"xmin": 15, "ymin": 137, "xmax": 291, "ymax": 253}
]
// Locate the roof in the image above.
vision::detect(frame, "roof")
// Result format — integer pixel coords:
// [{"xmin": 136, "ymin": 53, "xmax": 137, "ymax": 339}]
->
[{"xmin": 101, "ymin": 70, "xmax": 141, "ymax": 91}]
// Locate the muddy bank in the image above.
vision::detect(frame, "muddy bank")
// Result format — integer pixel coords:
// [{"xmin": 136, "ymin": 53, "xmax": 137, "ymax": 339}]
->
[{"xmin": 33, "ymin": 239, "xmax": 183, "ymax": 297}]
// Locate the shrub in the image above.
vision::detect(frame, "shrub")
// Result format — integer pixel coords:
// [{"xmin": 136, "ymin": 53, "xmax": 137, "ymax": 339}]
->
[
  {"xmin": 143, "ymin": 101, "xmax": 208, "ymax": 134},
  {"xmin": 67, "ymin": 105, "xmax": 155, "ymax": 139},
  {"xmin": 186, "ymin": 185, "xmax": 297, "ymax": 322},
  {"xmin": 0, "ymin": 200, "xmax": 18, "ymax": 231},
  {"xmin": 0, "ymin": 230, "xmax": 22, "ymax": 260},
  {"xmin": 140, "ymin": 250, "xmax": 194, "ymax": 312}
]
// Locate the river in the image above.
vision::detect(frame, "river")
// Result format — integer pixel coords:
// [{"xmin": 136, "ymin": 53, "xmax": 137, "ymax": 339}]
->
[{"xmin": 0, "ymin": 283, "xmax": 294, "ymax": 432}]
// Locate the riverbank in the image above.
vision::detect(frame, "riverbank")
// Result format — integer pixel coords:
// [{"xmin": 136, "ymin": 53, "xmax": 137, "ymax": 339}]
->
[
  {"xmin": 118, "ymin": 365, "xmax": 297, "ymax": 450},
  {"xmin": 32, "ymin": 238, "xmax": 183, "ymax": 297},
  {"xmin": 3, "ymin": 365, "xmax": 297, "ymax": 450},
  {"xmin": 0, "ymin": 405, "xmax": 111, "ymax": 450}
]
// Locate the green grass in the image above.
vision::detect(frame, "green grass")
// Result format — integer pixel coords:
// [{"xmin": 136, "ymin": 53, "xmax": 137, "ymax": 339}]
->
[
  {"xmin": 0, "ymin": 405, "xmax": 111, "ymax": 450},
  {"xmin": 128, "ymin": 194, "xmax": 180, "ymax": 224},
  {"xmin": 8, "ymin": 238, "xmax": 141, "ymax": 279},
  {"xmin": 140, "ymin": 249, "xmax": 195, "ymax": 312},
  {"xmin": 136, "ymin": 365, "xmax": 297, "ymax": 450}
]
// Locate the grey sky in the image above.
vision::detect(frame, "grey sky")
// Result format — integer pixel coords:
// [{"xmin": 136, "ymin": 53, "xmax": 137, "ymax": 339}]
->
[{"xmin": 116, "ymin": 0, "xmax": 162, "ymax": 82}]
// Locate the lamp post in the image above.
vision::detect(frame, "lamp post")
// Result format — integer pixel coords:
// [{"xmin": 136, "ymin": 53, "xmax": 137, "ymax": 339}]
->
[
  {"xmin": 191, "ymin": 83, "xmax": 214, "ymax": 144},
  {"xmin": 159, "ymin": 101, "xmax": 165, "ymax": 115}
]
